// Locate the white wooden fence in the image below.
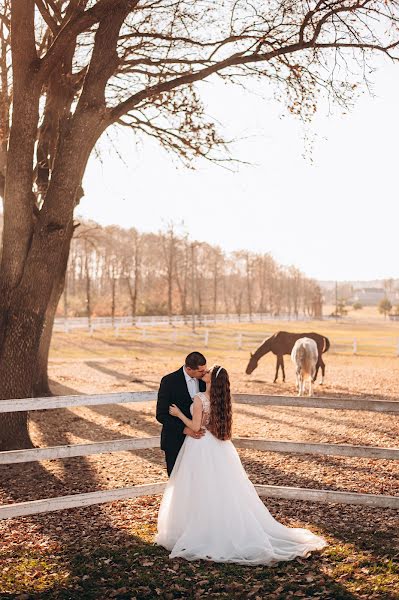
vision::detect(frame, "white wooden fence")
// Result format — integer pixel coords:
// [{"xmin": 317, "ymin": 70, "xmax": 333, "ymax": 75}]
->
[
  {"xmin": 53, "ymin": 318, "xmax": 399, "ymax": 356},
  {"xmin": 53, "ymin": 313, "xmax": 310, "ymax": 332},
  {"xmin": 0, "ymin": 392, "xmax": 398, "ymax": 520}
]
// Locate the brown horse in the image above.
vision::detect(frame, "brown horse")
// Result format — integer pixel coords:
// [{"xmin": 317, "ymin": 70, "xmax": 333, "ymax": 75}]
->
[{"xmin": 245, "ymin": 331, "xmax": 330, "ymax": 383}]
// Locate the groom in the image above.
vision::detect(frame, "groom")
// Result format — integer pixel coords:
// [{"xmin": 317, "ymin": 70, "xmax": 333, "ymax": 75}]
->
[{"xmin": 156, "ymin": 351, "xmax": 207, "ymax": 476}]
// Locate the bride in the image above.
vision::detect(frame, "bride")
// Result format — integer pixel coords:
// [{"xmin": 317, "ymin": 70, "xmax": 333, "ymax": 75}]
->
[{"xmin": 156, "ymin": 365, "xmax": 327, "ymax": 565}]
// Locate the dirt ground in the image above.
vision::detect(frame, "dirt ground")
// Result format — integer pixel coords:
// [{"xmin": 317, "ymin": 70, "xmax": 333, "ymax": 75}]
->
[{"xmin": 1, "ymin": 332, "xmax": 398, "ymax": 599}]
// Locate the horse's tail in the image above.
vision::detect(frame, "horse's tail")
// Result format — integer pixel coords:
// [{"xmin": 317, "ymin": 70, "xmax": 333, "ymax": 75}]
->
[
  {"xmin": 322, "ymin": 336, "xmax": 330, "ymax": 353},
  {"xmin": 297, "ymin": 345, "xmax": 307, "ymax": 362}
]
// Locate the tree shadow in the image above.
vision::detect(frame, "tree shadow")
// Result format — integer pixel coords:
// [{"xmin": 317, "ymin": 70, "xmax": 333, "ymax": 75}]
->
[
  {"xmin": 239, "ymin": 446, "xmax": 398, "ymax": 496},
  {"xmin": 236, "ymin": 405, "xmax": 398, "ymax": 446},
  {"xmin": 48, "ymin": 379, "xmax": 82, "ymax": 396},
  {"xmin": 237, "ymin": 406, "xmax": 357, "ymax": 443},
  {"xmin": 84, "ymin": 360, "xmax": 159, "ymax": 389},
  {"xmin": 85, "ymin": 403, "xmax": 159, "ymax": 435},
  {"xmin": 62, "ymin": 341, "xmax": 106, "ymax": 356},
  {"xmin": 83, "ymin": 403, "xmax": 164, "ymax": 470},
  {"xmin": 278, "ymin": 406, "xmax": 399, "ymax": 443},
  {"xmin": 281, "ymin": 451, "xmax": 399, "ymax": 482}
]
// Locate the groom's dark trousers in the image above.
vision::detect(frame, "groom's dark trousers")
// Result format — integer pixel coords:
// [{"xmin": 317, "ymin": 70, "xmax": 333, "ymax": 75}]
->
[{"xmin": 156, "ymin": 367, "xmax": 205, "ymax": 476}]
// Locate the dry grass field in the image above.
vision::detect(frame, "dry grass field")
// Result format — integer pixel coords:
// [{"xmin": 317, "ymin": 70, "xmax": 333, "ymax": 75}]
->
[{"xmin": 0, "ymin": 318, "xmax": 398, "ymax": 599}]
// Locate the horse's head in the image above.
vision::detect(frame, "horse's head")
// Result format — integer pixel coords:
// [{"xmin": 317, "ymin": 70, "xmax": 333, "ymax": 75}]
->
[{"xmin": 245, "ymin": 352, "xmax": 258, "ymax": 375}]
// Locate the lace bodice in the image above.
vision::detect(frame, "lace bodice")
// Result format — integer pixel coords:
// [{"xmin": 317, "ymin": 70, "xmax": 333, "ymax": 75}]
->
[{"xmin": 190, "ymin": 392, "xmax": 210, "ymax": 428}]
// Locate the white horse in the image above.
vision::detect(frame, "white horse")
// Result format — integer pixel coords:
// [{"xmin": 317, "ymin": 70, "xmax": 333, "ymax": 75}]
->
[{"xmin": 291, "ymin": 337, "xmax": 319, "ymax": 397}]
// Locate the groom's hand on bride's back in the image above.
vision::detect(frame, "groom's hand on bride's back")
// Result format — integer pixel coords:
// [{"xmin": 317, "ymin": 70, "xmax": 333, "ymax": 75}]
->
[{"xmin": 184, "ymin": 427, "xmax": 205, "ymax": 439}]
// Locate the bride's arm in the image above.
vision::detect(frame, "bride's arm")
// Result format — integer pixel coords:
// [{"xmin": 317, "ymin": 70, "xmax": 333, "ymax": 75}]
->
[{"xmin": 169, "ymin": 396, "xmax": 203, "ymax": 432}]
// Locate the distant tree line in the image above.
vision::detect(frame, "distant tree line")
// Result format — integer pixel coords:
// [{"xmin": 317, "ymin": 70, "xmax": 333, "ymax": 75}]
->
[{"xmin": 60, "ymin": 220, "xmax": 323, "ymax": 323}]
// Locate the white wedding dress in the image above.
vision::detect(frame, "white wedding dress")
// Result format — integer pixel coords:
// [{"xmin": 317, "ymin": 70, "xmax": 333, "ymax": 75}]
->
[{"xmin": 156, "ymin": 393, "xmax": 326, "ymax": 565}]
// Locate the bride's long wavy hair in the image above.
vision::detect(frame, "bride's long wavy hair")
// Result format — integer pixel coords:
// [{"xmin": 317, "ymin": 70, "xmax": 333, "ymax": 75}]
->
[{"xmin": 207, "ymin": 365, "xmax": 232, "ymax": 441}]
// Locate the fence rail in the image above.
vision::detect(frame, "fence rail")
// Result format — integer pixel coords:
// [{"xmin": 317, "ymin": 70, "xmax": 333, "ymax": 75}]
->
[
  {"xmin": 1, "ymin": 436, "xmax": 398, "ymax": 466},
  {"xmin": 0, "ymin": 392, "xmax": 398, "ymax": 519},
  {"xmin": 1, "ymin": 391, "xmax": 398, "ymax": 414},
  {"xmin": 1, "ymin": 482, "xmax": 398, "ymax": 520},
  {"xmin": 53, "ymin": 313, "xmax": 313, "ymax": 332}
]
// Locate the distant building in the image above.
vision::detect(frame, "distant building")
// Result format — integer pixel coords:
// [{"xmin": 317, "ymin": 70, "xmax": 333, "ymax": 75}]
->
[{"xmin": 351, "ymin": 287, "xmax": 399, "ymax": 306}]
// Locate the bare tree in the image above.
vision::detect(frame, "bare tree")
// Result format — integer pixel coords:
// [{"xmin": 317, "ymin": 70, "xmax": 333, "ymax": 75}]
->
[
  {"xmin": 74, "ymin": 224, "xmax": 102, "ymax": 332},
  {"xmin": 175, "ymin": 234, "xmax": 190, "ymax": 324},
  {"xmin": 190, "ymin": 242, "xmax": 197, "ymax": 332},
  {"xmin": 288, "ymin": 267, "xmax": 303, "ymax": 319},
  {"xmin": 124, "ymin": 228, "xmax": 142, "ymax": 326},
  {"xmin": 59, "ymin": 219, "xmax": 324, "ymax": 322},
  {"xmin": 160, "ymin": 223, "xmax": 180, "ymax": 325},
  {"xmin": 229, "ymin": 253, "xmax": 246, "ymax": 321},
  {"xmin": 1, "ymin": 0, "xmax": 399, "ymax": 448},
  {"xmin": 211, "ymin": 247, "xmax": 223, "ymax": 321},
  {"xmin": 245, "ymin": 252, "xmax": 255, "ymax": 322},
  {"xmin": 103, "ymin": 226, "xmax": 124, "ymax": 328}
]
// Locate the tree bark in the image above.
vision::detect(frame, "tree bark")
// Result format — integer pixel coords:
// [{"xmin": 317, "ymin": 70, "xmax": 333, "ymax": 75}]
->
[
  {"xmin": 33, "ymin": 220, "xmax": 74, "ymax": 397},
  {"xmin": 0, "ymin": 218, "xmax": 73, "ymax": 449}
]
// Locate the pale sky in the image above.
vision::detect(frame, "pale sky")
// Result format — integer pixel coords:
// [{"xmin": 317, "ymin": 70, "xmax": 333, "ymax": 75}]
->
[{"xmin": 78, "ymin": 57, "xmax": 399, "ymax": 282}]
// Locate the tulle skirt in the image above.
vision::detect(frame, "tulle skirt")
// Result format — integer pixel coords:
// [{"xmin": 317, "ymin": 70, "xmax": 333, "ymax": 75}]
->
[{"xmin": 156, "ymin": 430, "xmax": 327, "ymax": 565}]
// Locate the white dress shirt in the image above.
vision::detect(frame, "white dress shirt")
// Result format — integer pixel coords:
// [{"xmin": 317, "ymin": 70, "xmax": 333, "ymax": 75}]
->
[{"xmin": 183, "ymin": 366, "xmax": 200, "ymax": 399}]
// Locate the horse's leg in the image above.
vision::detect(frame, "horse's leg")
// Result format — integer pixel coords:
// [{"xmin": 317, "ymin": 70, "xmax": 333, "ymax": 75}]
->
[
  {"xmin": 273, "ymin": 356, "xmax": 280, "ymax": 383},
  {"xmin": 313, "ymin": 361, "xmax": 320, "ymax": 383},
  {"xmin": 319, "ymin": 358, "xmax": 326, "ymax": 384},
  {"xmin": 300, "ymin": 373, "xmax": 304, "ymax": 396},
  {"xmin": 281, "ymin": 357, "xmax": 286, "ymax": 383}
]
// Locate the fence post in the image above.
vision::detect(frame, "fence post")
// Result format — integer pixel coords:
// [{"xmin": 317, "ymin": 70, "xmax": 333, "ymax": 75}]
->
[
  {"xmin": 353, "ymin": 338, "xmax": 357, "ymax": 355},
  {"xmin": 204, "ymin": 329, "xmax": 209, "ymax": 348},
  {"xmin": 142, "ymin": 327, "xmax": 147, "ymax": 340},
  {"xmin": 397, "ymin": 339, "xmax": 399, "ymax": 357},
  {"xmin": 64, "ymin": 319, "xmax": 69, "ymax": 334}
]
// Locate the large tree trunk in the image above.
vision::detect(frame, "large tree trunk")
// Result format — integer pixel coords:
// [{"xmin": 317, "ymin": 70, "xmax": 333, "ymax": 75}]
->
[
  {"xmin": 0, "ymin": 113, "xmax": 103, "ymax": 449},
  {"xmin": 0, "ymin": 218, "xmax": 72, "ymax": 449},
  {"xmin": 33, "ymin": 220, "xmax": 74, "ymax": 397},
  {"xmin": 0, "ymin": 2, "xmax": 127, "ymax": 451},
  {"xmin": 0, "ymin": 2, "xmax": 41, "ymax": 450}
]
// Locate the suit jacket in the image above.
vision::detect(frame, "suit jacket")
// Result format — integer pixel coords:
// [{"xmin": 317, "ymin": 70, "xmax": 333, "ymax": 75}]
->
[{"xmin": 156, "ymin": 367, "xmax": 206, "ymax": 453}]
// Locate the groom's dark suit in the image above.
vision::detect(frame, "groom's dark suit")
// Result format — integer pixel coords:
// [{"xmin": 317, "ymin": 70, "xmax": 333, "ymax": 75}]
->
[{"xmin": 156, "ymin": 367, "xmax": 206, "ymax": 476}]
